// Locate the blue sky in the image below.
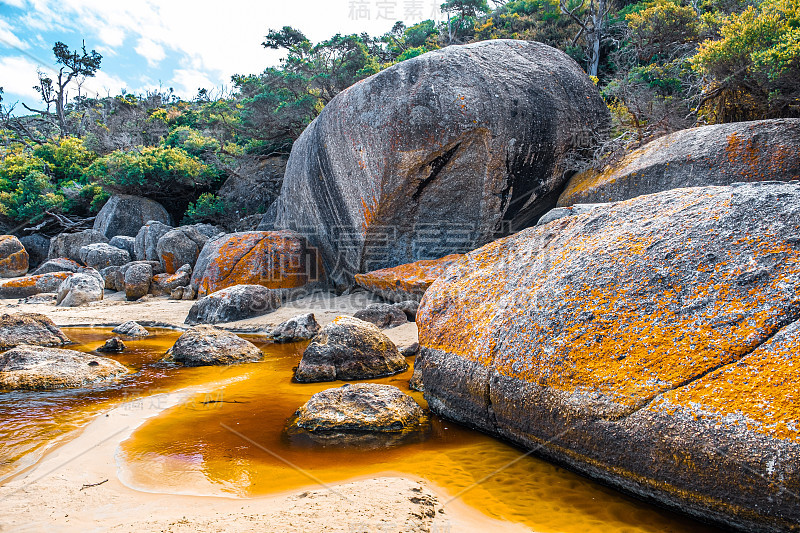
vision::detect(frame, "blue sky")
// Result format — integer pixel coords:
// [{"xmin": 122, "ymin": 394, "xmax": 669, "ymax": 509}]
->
[{"xmin": 0, "ymin": 0, "xmax": 445, "ymax": 113}]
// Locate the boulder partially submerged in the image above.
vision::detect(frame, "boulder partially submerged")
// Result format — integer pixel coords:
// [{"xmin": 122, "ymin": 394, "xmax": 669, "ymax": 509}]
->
[
  {"xmin": 167, "ymin": 326, "xmax": 263, "ymax": 366},
  {"xmin": 0, "ymin": 345, "xmax": 128, "ymax": 390},
  {"xmin": 273, "ymin": 40, "xmax": 609, "ymax": 287},
  {"xmin": 416, "ymin": 182, "xmax": 800, "ymax": 532},
  {"xmin": 295, "ymin": 316, "xmax": 407, "ymax": 382},
  {"xmin": 0, "ymin": 313, "xmax": 71, "ymax": 349},
  {"xmin": 293, "ymin": 383, "xmax": 425, "ymax": 433},
  {"xmin": 267, "ymin": 313, "xmax": 321, "ymax": 343},
  {"xmin": 112, "ymin": 321, "xmax": 149, "ymax": 338},
  {"xmin": 185, "ymin": 284, "xmax": 282, "ymax": 325},
  {"xmin": 354, "ymin": 254, "xmax": 463, "ymax": 303}
]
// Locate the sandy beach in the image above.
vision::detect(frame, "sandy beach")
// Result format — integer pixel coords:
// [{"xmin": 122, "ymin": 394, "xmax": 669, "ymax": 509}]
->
[{"xmin": 0, "ymin": 291, "xmax": 525, "ymax": 533}]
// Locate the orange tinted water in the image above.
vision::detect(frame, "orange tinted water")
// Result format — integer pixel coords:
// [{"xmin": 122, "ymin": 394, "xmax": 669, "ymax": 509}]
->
[{"xmin": 1, "ymin": 329, "xmax": 722, "ymax": 532}]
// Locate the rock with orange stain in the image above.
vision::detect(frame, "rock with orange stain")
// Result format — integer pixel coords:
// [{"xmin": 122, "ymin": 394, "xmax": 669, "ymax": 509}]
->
[
  {"xmin": 272, "ymin": 40, "xmax": 609, "ymax": 287},
  {"xmin": 0, "ymin": 235, "xmax": 28, "ymax": 278},
  {"xmin": 0, "ymin": 313, "xmax": 71, "ymax": 349},
  {"xmin": 558, "ymin": 119, "xmax": 800, "ymax": 207},
  {"xmin": 417, "ymin": 182, "xmax": 800, "ymax": 533},
  {"xmin": 0, "ymin": 272, "xmax": 72, "ymax": 299},
  {"xmin": 149, "ymin": 265, "xmax": 192, "ymax": 297},
  {"xmin": 190, "ymin": 231, "xmax": 322, "ymax": 298},
  {"xmin": 354, "ymin": 254, "xmax": 464, "ymax": 302}
]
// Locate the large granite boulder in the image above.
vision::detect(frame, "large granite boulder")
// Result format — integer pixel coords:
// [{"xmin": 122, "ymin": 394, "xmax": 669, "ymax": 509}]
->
[
  {"xmin": 167, "ymin": 326, "xmax": 263, "ymax": 366},
  {"xmin": 0, "ymin": 235, "xmax": 29, "ymax": 278},
  {"xmin": 416, "ymin": 182, "xmax": 800, "ymax": 533},
  {"xmin": 79, "ymin": 242, "xmax": 131, "ymax": 270},
  {"xmin": 272, "ymin": 39, "xmax": 609, "ymax": 287},
  {"xmin": 33, "ymin": 258, "xmax": 82, "ymax": 276},
  {"xmin": 56, "ymin": 273, "xmax": 104, "ymax": 307},
  {"xmin": 18, "ymin": 234, "xmax": 49, "ymax": 269},
  {"xmin": 0, "ymin": 272, "xmax": 72, "ymax": 299},
  {"xmin": 156, "ymin": 224, "xmax": 221, "ymax": 273},
  {"xmin": 0, "ymin": 313, "xmax": 71, "ymax": 349},
  {"xmin": 185, "ymin": 284, "xmax": 282, "ymax": 325},
  {"xmin": 558, "ymin": 119, "xmax": 800, "ymax": 206},
  {"xmin": 293, "ymin": 383, "xmax": 425, "ymax": 433},
  {"xmin": 190, "ymin": 231, "xmax": 322, "ymax": 298},
  {"xmin": 93, "ymin": 194, "xmax": 172, "ymax": 238},
  {"xmin": 295, "ymin": 316, "xmax": 408, "ymax": 383},
  {"xmin": 218, "ymin": 156, "xmax": 286, "ymax": 219},
  {"xmin": 354, "ymin": 254, "xmax": 464, "ymax": 302},
  {"xmin": 268, "ymin": 313, "xmax": 321, "ymax": 343},
  {"xmin": 48, "ymin": 230, "xmax": 108, "ymax": 263},
  {"xmin": 0, "ymin": 345, "xmax": 128, "ymax": 390},
  {"xmin": 134, "ymin": 221, "xmax": 173, "ymax": 262}
]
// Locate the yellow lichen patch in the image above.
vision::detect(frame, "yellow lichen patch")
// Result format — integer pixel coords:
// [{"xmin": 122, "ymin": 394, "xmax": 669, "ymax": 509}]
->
[
  {"xmin": 0, "ymin": 235, "xmax": 29, "ymax": 276},
  {"xmin": 360, "ymin": 195, "xmax": 380, "ymax": 234},
  {"xmin": 196, "ymin": 231, "xmax": 322, "ymax": 297},
  {"xmin": 658, "ymin": 322, "xmax": 800, "ymax": 442},
  {"xmin": 418, "ymin": 186, "xmax": 800, "ymax": 417},
  {"xmin": 354, "ymin": 254, "xmax": 464, "ymax": 296}
]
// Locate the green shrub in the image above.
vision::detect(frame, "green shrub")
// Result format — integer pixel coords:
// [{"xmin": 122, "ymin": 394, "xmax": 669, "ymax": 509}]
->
[{"xmin": 184, "ymin": 193, "xmax": 227, "ymax": 224}]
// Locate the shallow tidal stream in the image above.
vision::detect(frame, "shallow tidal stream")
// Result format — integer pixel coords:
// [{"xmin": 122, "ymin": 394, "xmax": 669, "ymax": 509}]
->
[{"xmin": 0, "ymin": 328, "xmax": 724, "ymax": 532}]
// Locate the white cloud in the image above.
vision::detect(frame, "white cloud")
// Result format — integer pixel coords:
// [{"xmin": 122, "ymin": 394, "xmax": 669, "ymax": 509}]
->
[
  {"xmin": 80, "ymin": 70, "xmax": 127, "ymax": 98},
  {"xmin": 134, "ymin": 37, "xmax": 165, "ymax": 67},
  {"xmin": 0, "ymin": 17, "xmax": 29, "ymax": 50},
  {"xmin": 171, "ymin": 68, "xmax": 215, "ymax": 97},
  {"xmin": 2, "ymin": 0, "xmax": 27, "ymax": 7},
  {"xmin": 97, "ymin": 26, "xmax": 125, "ymax": 48},
  {"xmin": 0, "ymin": 55, "xmax": 41, "ymax": 100}
]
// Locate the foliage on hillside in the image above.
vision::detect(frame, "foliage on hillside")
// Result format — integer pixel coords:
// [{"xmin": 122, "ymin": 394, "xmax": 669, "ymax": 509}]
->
[{"xmin": 0, "ymin": 0, "xmax": 797, "ymax": 232}]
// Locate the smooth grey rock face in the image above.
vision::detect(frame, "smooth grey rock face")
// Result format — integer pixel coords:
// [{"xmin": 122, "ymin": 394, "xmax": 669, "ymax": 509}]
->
[
  {"xmin": 558, "ymin": 118, "xmax": 800, "ymax": 206},
  {"xmin": 79, "ymin": 243, "xmax": 131, "ymax": 270},
  {"xmin": 273, "ymin": 39, "xmax": 609, "ymax": 287},
  {"xmin": 112, "ymin": 321, "xmax": 149, "ymax": 338},
  {"xmin": 56, "ymin": 273, "xmax": 104, "ymax": 307},
  {"xmin": 19, "ymin": 235, "xmax": 50, "ymax": 269},
  {"xmin": 295, "ymin": 316, "xmax": 408, "ymax": 383},
  {"xmin": 48, "ymin": 230, "xmax": 108, "ymax": 263},
  {"xmin": 123, "ymin": 263, "xmax": 152, "ymax": 301},
  {"xmin": 33, "ymin": 258, "xmax": 82, "ymax": 276},
  {"xmin": 168, "ymin": 326, "xmax": 263, "ymax": 366},
  {"xmin": 536, "ymin": 203, "xmax": 609, "ymax": 226},
  {"xmin": 134, "ymin": 221, "xmax": 173, "ymax": 262},
  {"xmin": 353, "ymin": 303, "xmax": 408, "ymax": 329},
  {"xmin": 218, "ymin": 156, "xmax": 286, "ymax": 217},
  {"xmin": 416, "ymin": 182, "xmax": 800, "ymax": 533},
  {"xmin": 185, "ymin": 284, "xmax": 282, "ymax": 325},
  {"xmin": 93, "ymin": 194, "xmax": 172, "ymax": 238},
  {"xmin": 0, "ymin": 345, "xmax": 128, "ymax": 390},
  {"xmin": 156, "ymin": 224, "xmax": 222, "ymax": 274},
  {"xmin": 268, "ymin": 313, "xmax": 321, "ymax": 343},
  {"xmin": 0, "ymin": 313, "xmax": 71, "ymax": 349},
  {"xmin": 109, "ymin": 236, "xmax": 136, "ymax": 257}
]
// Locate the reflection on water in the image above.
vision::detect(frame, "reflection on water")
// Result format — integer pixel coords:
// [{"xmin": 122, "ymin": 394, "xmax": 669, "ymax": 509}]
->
[{"xmin": 1, "ymin": 328, "xmax": 723, "ymax": 533}]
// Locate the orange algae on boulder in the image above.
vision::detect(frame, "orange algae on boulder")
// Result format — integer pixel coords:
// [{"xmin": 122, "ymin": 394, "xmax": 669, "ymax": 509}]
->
[
  {"xmin": 354, "ymin": 254, "xmax": 464, "ymax": 302},
  {"xmin": 416, "ymin": 182, "xmax": 800, "ymax": 532},
  {"xmin": 190, "ymin": 231, "xmax": 323, "ymax": 298}
]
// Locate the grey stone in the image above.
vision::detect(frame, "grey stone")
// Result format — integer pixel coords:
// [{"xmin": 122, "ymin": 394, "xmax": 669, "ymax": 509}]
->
[
  {"xmin": 272, "ymin": 40, "xmax": 609, "ymax": 287},
  {"xmin": 185, "ymin": 284, "xmax": 282, "ymax": 325},
  {"xmin": 48, "ymin": 230, "xmax": 108, "ymax": 263},
  {"xmin": 134, "ymin": 221, "xmax": 173, "ymax": 262},
  {"xmin": 19, "ymin": 234, "xmax": 50, "ymax": 269},
  {"xmin": 353, "ymin": 303, "xmax": 408, "ymax": 329},
  {"xmin": 108, "ymin": 235, "xmax": 136, "ymax": 257},
  {"xmin": 93, "ymin": 194, "xmax": 172, "ymax": 238},
  {"xmin": 33, "ymin": 258, "xmax": 82, "ymax": 275},
  {"xmin": 295, "ymin": 316, "xmax": 408, "ymax": 383},
  {"xmin": 0, "ymin": 345, "xmax": 128, "ymax": 390},
  {"xmin": 123, "ymin": 263, "xmax": 152, "ymax": 301},
  {"xmin": 79, "ymin": 243, "xmax": 131, "ymax": 270},
  {"xmin": 167, "ymin": 326, "xmax": 263, "ymax": 366},
  {"xmin": 112, "ymin": 321, "xmax": 149, "ymax": 338},
  {"xmin": 56, "ymin": 273, "xmax": 103, "ymax": 307},
  {"xmin": 0, "ymin": 313, "xmax": 71, "ymax": 349},
  {"xmin": 268, "ymin": 313, "xmax": 321, "ymax": 343}
]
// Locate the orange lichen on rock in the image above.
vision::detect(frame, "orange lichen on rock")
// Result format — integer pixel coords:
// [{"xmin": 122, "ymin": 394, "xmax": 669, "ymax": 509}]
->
[
  {"xmin": 0, "ymin": 235, "xmax": 29, "ymax": 278},
  {"xmin": 354, "ymin": 254, "xmax": 464, "ymax": 299},
  {"xmin": 192, "ymin": 231, "xmax": 323, "ymax": 298},
  {"xmin": 419, "ymin": 183, "xmax": 800, "ymax": 419}
]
